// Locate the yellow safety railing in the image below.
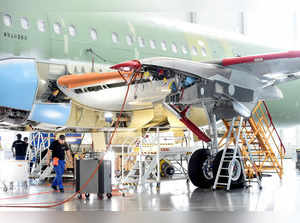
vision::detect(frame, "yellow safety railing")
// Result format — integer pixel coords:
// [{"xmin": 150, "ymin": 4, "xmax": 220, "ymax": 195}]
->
[{"xmin": 218, "ymin": 101, "xmax": 285, "ymax": 179}]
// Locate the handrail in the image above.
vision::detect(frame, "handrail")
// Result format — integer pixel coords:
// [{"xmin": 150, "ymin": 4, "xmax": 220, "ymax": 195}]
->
[{"xmin": 262, "ymin": 101, "xmax": 286, "ymax": 154}]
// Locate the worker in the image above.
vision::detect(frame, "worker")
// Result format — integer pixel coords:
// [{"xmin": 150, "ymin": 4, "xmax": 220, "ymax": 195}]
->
[
  {"xmin": 23, "ymin": 137, "xmax": 29, "ymax": 147},
  {"xmin": 11, "ymin": 133, "xmax": 27, "ymax": 160},
  {"xmin": 46, "ymin": 135, "xmax": 73, "ymax": 192}
]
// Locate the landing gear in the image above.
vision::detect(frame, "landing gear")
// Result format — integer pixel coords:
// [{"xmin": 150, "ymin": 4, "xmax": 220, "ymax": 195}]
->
[
  {"xmin": 97, "ymin": 193, "xmax": 112, "ymax": 200},
  {"xmin": 188, "ymin": 149, "xmax": 214, "ymax": 188},
  {"xmin": 77, "ymin": 192, "xmax": 90, "ymax": 200},
  {"xmin": 213, "ymin": 149, "xmax": 244, "ymax": 189}
]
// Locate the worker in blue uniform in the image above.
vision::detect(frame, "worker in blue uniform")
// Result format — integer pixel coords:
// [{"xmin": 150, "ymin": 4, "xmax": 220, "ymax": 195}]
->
[
  {"xmin": 11, "ymin": 133, "xmax": 27, "ymax": 160},
  {"xmin": 46, "ymin": 135, "xmax": 73, "ymax": 192}
]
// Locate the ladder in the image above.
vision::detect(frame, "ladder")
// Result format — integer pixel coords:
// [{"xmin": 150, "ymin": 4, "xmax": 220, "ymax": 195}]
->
[
  {"xmin": 213, "ymin": 117, "xmax": 247, "ymax": 190},
  {"xmin": 215, "ymin": 116, "xmax": 263, "ymax": 190},
  {"xmin": 218, "ymin": 101, "xmax": 285, "ymax": 180}
]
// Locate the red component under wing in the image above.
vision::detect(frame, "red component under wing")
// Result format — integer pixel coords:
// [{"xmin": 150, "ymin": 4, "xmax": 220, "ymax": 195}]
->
[{"xmin": 110, "ymin": 60, "xmax": 141, "ymax": 71}]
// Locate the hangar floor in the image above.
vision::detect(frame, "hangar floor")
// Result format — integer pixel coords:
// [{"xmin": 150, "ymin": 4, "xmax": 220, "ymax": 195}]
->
[{"xmin": 0, "ymin": 159, "xmax": 298, "ymax": 213}]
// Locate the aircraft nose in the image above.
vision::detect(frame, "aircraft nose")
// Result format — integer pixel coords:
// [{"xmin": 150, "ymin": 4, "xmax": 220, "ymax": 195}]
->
[{"xmin": 0, "ymin": 58, "xmax": 38, "ymax": 111}]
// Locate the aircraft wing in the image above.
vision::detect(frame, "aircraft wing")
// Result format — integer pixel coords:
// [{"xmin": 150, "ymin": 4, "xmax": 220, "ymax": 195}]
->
[
  {"xmin": 110, "ymin": 51, "xmax": 300, "ymax": 118},
  {"xmin": 212, "ymin": 51, "xmax": 300, "ymax": 85},
  {"xmin": 111, "ymin": 51, "xmax": 300, "ymax": 86}
]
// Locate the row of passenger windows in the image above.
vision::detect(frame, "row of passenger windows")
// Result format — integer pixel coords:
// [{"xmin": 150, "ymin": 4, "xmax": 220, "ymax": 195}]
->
[{"xmin": 2, "ymin": 13, "xmax": 208, "ymax": 56}]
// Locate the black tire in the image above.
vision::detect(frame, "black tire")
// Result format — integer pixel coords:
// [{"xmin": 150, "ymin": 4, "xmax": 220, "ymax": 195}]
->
[
  {"xmin": 97, "ymin": 193, "xmax": 103, "ymax": 200},
  {"xmin": 188, "ymin": 149, "xmax": 214, "ymax": 188},
  {"xmin": 212, "ymin": 149, "xmax": 244, "ymax": 189}
]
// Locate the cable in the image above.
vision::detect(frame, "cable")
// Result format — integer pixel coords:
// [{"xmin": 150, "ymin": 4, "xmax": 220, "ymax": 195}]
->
[{"xmin": 0, "ymin": 70, "xmax": 139, "ymax": 208}]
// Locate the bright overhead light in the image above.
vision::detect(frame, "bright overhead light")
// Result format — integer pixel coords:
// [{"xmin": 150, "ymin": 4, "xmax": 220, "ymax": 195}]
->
[{"xmin": 104, "ymin": 112, "xmax": 113, "ymax": 119}]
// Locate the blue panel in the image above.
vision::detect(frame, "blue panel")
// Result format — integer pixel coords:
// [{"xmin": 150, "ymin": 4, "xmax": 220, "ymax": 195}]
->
[
  {"xmin": 66, "ymin": 133, "xmax": 82, "ymax": 144},
  {"xmin": 0, "ymin": 59, "xmax": 38, "ymax": 110},
  {"xmin": 29, "ymin": 103, "xmax": 71, "ymax": 126},
  {"xmin": 31, "ymin": 133, "xmax": 55, "ymax": 148}
]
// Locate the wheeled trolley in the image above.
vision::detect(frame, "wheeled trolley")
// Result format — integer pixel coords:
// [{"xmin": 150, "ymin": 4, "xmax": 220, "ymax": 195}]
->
[{"xmin": 75, "ymin": 159, "xmax": 112, "ymax": 199}]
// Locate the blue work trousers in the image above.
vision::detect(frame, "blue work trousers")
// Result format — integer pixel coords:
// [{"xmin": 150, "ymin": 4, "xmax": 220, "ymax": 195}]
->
[
  {"xmin": 52, "ymin": 160, "xmax": 65, "ymax": 189},
  {"xmin": 16, "ymin": 155, "xmax": 25, "ymax": 160}
]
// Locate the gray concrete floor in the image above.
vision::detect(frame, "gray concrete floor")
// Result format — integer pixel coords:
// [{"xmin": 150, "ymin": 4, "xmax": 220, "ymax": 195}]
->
[
  {"xmin": 0, "ymin": 159, "xmax": 299, "ymax": 222},
  {"xmin": 0, "ymin": 159, "xmax": 298, "ymax": 212}
]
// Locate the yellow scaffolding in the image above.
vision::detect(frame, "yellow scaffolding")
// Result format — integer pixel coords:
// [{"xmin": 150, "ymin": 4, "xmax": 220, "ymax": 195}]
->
[{"xmin": 218, "ymin": 101, "xmax": 285, "ymax": 179}]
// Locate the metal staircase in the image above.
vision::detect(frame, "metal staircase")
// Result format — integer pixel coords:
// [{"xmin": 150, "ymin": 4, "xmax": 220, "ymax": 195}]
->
[
  {"xmin": 217, "ymin": 101, "xmax": 285, "ymax": 190},
  {"xmin": 247, "ymin": 101, "xmax": 285, "ymax": 179}
]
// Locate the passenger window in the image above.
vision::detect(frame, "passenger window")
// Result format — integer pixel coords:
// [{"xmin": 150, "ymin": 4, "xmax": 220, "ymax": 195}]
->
[
  {"xmin": 3, "ymin": 14, "xmax": 12, "ymax": 27},
  {"xmin": 171, "ymin": 42, "xmax": 177, "ymax": 53},
  {"xmin": 20, "ymin": 17, "xmax": 29, "ymax": 30},
  {"xmin": 112, "ymin": 32, "xmax": 119, "ymax": 43},
  {"xmin": 191, "ymin": 46, "xmax": 198, "ymax": 56},
  {"xmin": 182, "ymin": 45, "xmax": 188, "ymax": 54},
  {"xmin": 68, "ymin": 25, "xmax": 76, "ymax": 37},
  {"xmin": 150, "ymin": 40, "xmax": 156, "ymax": 49},
  {"xmin": 53, "ymin": 22, "xmax": 62, "ymax": 34},
  {"xmin": 138, "ymin": 36, "xmax": 145, "ymax": 47},
  {"xmin": 126, "ymin": 35, "xmax": 133, "ymax": 45},
  {"xmin": 198, "ymin": 40, "xmax": 207, "ymax": 57},
  {"xmin": 37, "ymin": 20, "xmax": 46, "ymax": 32},
  {"xmin": 90, "ymin": 28, "xmax": 98, "ymax": 40},
  {"xmin": 161, "ymin": 41, "xmax": 167, "ymax": 51},
  {"xmin": 201, "ymin": 47, "xmax": 207, "ymax": 57}
]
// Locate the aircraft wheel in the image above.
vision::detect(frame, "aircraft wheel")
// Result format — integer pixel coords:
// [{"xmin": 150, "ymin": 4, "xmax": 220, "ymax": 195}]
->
[
  {"xmin": 212, "ymin": 149, "xmax": 244, "ymax": 189},
  {"xmin": 188, "ymin": 149, "xmax": 214, "ymax": 188},
  {"xmin": 97, "ymin": 193, "xmax": 103, "ymax": 200}
]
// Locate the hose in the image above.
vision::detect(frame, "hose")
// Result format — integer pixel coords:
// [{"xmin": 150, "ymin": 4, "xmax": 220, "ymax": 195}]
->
[{"xmin": 0, "ymin": 70, "xmax": 139, "ymax": 208}]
